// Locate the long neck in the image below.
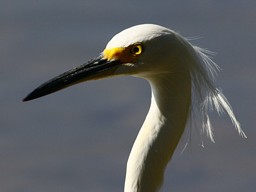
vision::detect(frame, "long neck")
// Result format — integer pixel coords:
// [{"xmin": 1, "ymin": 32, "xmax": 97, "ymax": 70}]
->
[{"xmin": 124, "ymin": 71, "xmax": 191, "ymax": 192}]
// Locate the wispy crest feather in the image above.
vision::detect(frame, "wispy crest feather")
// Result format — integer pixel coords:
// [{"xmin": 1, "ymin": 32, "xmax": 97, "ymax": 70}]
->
[{"xmin": 187, "ymin": 44, "xmax": 246, "ymax": 143}]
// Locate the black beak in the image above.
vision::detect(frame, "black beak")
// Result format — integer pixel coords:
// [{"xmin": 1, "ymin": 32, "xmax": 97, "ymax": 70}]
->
[{"xmin": 23, "ymin": 56, "xmax": 121, "ymax": 102}]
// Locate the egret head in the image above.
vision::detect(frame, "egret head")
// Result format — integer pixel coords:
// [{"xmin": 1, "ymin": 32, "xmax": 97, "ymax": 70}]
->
[
  {"xmin": 23, "ymin": 24, "xmax": 188, "ymax": 101},
  {"xmin": 103, "ymin": 24, "xmax": 188, "ymax": 78}
]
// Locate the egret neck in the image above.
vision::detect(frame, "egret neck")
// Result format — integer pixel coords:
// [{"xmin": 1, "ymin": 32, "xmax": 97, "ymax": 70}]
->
[{"xmin": 125, "ymin": 67, "xmax": 191, "ymax": 192}]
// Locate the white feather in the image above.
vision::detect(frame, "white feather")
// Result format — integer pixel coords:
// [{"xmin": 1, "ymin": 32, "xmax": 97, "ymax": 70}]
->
[{"xmin": 188, "ymin": 45, "xmax": 247, "ymax": 141}]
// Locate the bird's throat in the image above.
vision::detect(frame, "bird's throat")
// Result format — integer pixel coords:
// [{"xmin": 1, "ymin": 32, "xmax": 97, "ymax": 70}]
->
[{"xmin": 125, "ymin": 73, "xmax": 191, "ymax": 192}]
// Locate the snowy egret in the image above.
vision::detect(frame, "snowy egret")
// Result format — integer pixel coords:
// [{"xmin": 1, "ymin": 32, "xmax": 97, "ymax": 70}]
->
[{"xmin": 23, "ymin": 24, "xmax": 246, "ymax": 192}]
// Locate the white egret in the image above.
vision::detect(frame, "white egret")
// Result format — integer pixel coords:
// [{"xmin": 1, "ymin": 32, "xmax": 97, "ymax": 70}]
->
[{"xmin": 23, "ymin": 24, "xmax": 246, "ymax": 192}]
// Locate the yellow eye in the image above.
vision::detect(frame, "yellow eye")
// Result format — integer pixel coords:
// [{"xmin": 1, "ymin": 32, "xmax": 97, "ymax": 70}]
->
[{"xmin": 130, "ymin": 44, "xmax": 143, "ymax": 56}]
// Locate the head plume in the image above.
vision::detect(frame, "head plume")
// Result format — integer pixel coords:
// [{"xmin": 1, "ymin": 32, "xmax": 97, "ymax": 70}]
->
[{"xmin": 184, "ymin": 41, "xmax": 246, "ymax": 143}]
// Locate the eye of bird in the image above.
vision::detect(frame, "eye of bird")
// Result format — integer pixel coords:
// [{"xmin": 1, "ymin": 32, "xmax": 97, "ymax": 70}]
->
[{"xmin": 130, "ymin": 43, "xmax": 143, "ymax": 56}]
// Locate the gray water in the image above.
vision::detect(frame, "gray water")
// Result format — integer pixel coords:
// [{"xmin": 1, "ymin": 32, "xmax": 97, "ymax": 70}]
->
[{"xmin": 1, "ymin": 1, "xmax": 255, "ymax": 191}]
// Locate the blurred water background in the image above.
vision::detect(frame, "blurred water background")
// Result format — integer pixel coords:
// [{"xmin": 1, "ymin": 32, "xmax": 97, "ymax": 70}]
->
[{"xmin": 1, "ymin": 0, "xmax": 256, "ymax": 191}]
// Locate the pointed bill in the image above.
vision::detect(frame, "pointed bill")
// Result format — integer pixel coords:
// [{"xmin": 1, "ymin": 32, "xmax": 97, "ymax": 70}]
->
[{"xmin": 23, "ymin": 56, "xmax": 121, "ymax": 102}]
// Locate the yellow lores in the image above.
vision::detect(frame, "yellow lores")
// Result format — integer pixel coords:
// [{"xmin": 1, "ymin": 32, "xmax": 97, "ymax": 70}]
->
[{"xmin": 103, "ymin": 43, "xmax": 143, "ymax": 63}]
